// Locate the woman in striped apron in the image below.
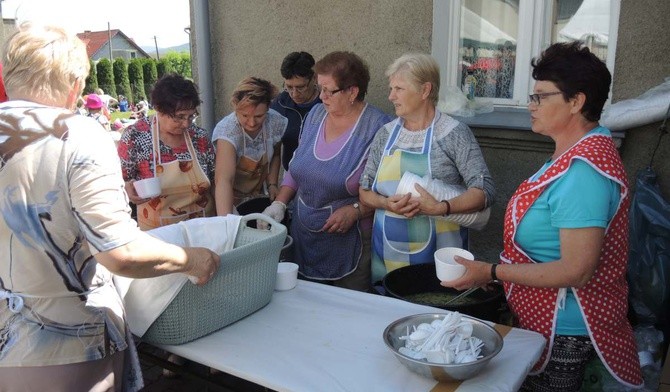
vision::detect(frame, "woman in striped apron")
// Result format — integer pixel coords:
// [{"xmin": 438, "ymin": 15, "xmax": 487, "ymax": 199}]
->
[
  {"xmin": 440, "ymin": 43, "xmax": 642, "ymax": 391},
  {"xmin": 359, "ymin": 53, "xmax": 494, "ymax": 284}
]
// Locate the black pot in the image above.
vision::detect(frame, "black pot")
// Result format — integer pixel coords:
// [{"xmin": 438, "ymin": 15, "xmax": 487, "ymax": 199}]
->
[{"xmin": 383, "ymin": 263, "xmax": 505, "ymax": 323}]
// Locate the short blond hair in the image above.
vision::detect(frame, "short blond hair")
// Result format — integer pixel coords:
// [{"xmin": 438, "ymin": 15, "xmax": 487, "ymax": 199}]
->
[
  {"xmin": 3, "ymin": 22, "xmax": 90, "ymax": 105},
  {"xmin": 230, "ymin": 77, "xmax": 277, "ymax": 109},
  {"xmin": 386, "ymin": 53, "xmax": 440, "ymax": 105}
]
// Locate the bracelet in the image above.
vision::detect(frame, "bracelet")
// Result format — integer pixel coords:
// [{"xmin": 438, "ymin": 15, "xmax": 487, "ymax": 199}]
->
[
  {"xmin": 491, "ymin": 263, "xmax": 500, "ymax": 283},
  {"xmin": 441, "ymin": 200, "xmax": 451, "ymax": 216}
]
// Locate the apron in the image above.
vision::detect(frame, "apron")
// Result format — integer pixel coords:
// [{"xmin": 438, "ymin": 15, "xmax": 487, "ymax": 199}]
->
[
  {"xmin": 289, "ymin": 106, "xmax": 372, "ymax": 280},
  {"xmin": 500, "ymin": 133, "xmax": 642, "ymax": 387},
  {"xmin": 137, "ymin": 119, "xmax": 215, "ymax": 230},
  {"xmin": 370, "ymin": 117, "xmax": 464, "ymax": 283},
  {"xmin": 233, "ymin": 128, "xmax": 269, "ymax": 205}
]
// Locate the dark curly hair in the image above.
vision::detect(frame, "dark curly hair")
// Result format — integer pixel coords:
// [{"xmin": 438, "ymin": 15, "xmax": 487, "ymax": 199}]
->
[
  {"xmin": 150, "ymin": 73, "xmax": 201, "ymax": 116},
  {"xmin": 531, "ymin": 41, "xmax": 611, "ymax": 122},
  {"xmin": 314, "ymin": 51, "xmax": 370, "ymax": 101},
  {"xmin": 280, "ymin": 52, "xmax": 316, "ymax": 80}
]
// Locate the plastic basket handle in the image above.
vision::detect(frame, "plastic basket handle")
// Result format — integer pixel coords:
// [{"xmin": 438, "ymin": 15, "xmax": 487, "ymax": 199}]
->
[{"xmin": 241, "ymin": 213, "xmax": 284, "ymax": 233}]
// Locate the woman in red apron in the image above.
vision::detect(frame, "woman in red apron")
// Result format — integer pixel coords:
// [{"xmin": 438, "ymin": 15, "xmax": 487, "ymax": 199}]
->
[
  {"xmin": 212, "ymin": 77, "xmax": 287, "ymax": 215},
  {"xmin": 118, "ymin": 74, "xmax": 216, "ymax": 230},
  {"xmin": 440, "ymin": 43, "xmax": 642, "ymax": 391}
]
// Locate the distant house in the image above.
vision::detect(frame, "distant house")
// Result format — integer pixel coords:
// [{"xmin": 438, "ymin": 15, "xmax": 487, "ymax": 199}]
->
[{"xmin": 77, "ymin": 29, "xmax": 151, "ymax": 61}]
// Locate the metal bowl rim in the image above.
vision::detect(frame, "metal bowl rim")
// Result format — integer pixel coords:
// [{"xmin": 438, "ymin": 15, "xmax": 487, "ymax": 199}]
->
[{"xmin": 383, "ymin": 312, "xmax": 504, "ymax": 367}]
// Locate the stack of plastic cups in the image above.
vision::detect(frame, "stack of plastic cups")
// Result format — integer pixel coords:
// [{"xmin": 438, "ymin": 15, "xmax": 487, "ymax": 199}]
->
[{"xmin": 396, "ymin": 172, "xmax": 491, "ymax": 230}]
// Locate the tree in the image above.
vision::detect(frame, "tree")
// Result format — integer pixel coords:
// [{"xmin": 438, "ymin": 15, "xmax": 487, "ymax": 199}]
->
[
  {"xmin": 96, "ymin": 58, "xmax": 116, "ymax": 97},
  {"xmin": 84, "ymin": 59, "xmax": 98, "ymax": 95},
  {"xmin": 142, "ymin": 59, "xmax": 158, "ymax": 101},
  {"xmin": 128, "ymin": 59, "xmax": 146, "ymax": 103},
  {"xmin": 162, "ymin": 52, "xmax": 192, "ymax": 78},
  {"xmin": 113, "ymin": 58, "xmax": 132, "ymax": 101},
  {"xmin": 156, "ymin": 58, "xmax": 175, "ymax": 79}
]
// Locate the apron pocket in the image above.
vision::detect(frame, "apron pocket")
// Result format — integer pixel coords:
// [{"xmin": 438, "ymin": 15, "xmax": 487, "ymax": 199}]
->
[{"xmin": 382, "ymin": 213, "xmax": 433, "ymax": 254}]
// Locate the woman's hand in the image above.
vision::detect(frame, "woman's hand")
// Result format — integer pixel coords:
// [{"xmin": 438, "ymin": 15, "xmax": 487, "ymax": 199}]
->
[
  {"xmin": 386, "ymin": 193, "xmax": 420, "ymax": 217},
  {"xmin": 268, "ymin": 184, "xmax": 278, "ymax": 200},
  {"xmin": 124, "ymin": 180, "xmax": 151, "ymax": 205},
  {"xmin": 411, "ymin": 184, "xmax": 447, "ymax": 216},
  {"xmin": 439, "ymin": 256, "xmax": 492, "ymax": 291},
  {"xmin": 322, "ymin": 204, "xmax": 358, "ymax": 234},
  {"xmin": 183, "ymin": 247, "xmax": 220, "ymax": 286}
]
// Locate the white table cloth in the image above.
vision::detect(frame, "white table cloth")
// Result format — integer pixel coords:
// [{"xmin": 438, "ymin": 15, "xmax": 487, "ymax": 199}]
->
[{"xmin": 158, "ymin": 280, "xmax": 545, "ymax": 392}]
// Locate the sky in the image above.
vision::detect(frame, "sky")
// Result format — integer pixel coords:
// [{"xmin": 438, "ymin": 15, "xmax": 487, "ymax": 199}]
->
[{"xmin": 1, "ymin": 0, "xmax": 191, "ymax": 48}]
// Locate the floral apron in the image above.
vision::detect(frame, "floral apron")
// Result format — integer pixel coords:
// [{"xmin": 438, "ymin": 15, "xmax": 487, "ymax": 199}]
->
[
  {"xmin": 137, "ymin": 120, "xmax": 215, "ymax": 230},
  {"xmin": 233, "ymin": 129, "xmax": 269, "ymax": 205},
  {"xmin": 370, "ymin": 118, "xmax": 463, "ymax": 283},
  {"xmin": 500, "ymin": 133, "xmax": 642, "ymax": 387}
]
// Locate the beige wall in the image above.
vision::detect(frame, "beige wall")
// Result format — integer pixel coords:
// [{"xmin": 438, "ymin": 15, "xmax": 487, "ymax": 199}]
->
[
  {"xmin": 207, "ymin": 0, "xmax": 431, "ymax": 117},
  {"xmin": 199, "ymin": 0, "xmax": 670, "ymax": 263}
]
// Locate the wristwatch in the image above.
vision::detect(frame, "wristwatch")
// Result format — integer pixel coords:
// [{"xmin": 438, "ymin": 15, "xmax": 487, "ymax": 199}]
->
[{"xmin": 352, "ymin": 202, "xmax": 362, "ymax": 220}]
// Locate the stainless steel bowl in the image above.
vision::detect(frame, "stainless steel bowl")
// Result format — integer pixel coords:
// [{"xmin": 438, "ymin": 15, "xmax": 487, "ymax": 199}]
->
[{"xmin": 383, "ymin": 313, "xmax": 503, "ymax": 382}]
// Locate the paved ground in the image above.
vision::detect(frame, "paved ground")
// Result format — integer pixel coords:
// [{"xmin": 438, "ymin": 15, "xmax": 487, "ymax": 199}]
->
[{"xmin": 138, "ymin": 343, "xmax": 272, "ymax": 392}]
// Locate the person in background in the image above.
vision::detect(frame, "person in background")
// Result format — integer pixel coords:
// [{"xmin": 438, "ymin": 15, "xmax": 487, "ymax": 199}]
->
[
  {"xmin": 95, "ymin": 87, "xmax": 118, "ymax": 115},
  {"xmin": 359, "ymin": 53, "xmax": 494, "ymax": 284},
  {"xmin": 212, "ymin": 77, "xmax": 287, "ymax": 215},
  {"xmin": 441, "ymin": 42, "xmax": 642, "ymax": 391},
  {"xmin": 261, "ymin": 51, "xmax": 391, "ymax": 292},
  {"xmin": 85, "ymin": 93, "xmax": 111, "ymax": 131},
  {"xmin": 118, "ymin": 94, "xmax": 129, "ymax": 112},
  {"xmin": 0, "ymin": 22, "xmax": 219, "ymax": 392},
  {"xmin": 130, "ymin": 100, "xmax": 148, "ymax": 120},
  {"xmin": 270, "ymin": 51, "xmax": 322, "ymax": 171},
  {"xmin": 118, "ymin": 73, "xmax": 216, "ymax": 230}
]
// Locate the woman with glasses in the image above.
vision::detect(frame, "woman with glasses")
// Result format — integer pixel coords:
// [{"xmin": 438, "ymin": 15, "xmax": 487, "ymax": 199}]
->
[
  {"xmin": 212, "ymin": 77, "xmax": 288, "ymax": 215},
  {"xmin": 441, "ymin": 42, "xmax": 642, "ymax": 391},
  {"xmin": 270, "ymin": 52, "xmax": 322, "ymax": 171},
  {"xmin": 118, "ymin": 73, "xmax": 216, "ymax": 230},
  {"xmin": 359, "ymin": 53, "xmax": 494, "ymax": 285},
  {"xmin": 261, "ymin": 51, "xmax": 391, "ymax": 292}
]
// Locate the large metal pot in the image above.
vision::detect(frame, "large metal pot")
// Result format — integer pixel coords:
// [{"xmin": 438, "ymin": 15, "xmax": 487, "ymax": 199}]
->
[{"xmin": 383, "ymin": 263, "xmax": 505, "ymax": 323}]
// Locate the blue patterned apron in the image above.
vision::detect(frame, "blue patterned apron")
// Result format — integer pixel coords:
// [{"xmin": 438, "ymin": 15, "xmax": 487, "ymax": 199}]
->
[
  {"xmin": 371, "ymin": 117, "xmax": 463, "ymax": 283},
  {"xmin": 289, "ymin": 105, "xmax": 375, "ymax": 280}
]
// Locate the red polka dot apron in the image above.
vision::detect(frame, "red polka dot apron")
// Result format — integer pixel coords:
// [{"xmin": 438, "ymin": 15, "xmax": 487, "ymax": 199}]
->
[{"xmin": 500, "ymin": 133, "xmax": 642, "ymax": 387}]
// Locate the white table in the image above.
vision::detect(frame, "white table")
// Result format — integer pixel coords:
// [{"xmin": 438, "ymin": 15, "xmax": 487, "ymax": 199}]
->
[{"xmin": 158, "ymin": 281, "xmax": 545, "ymax": 392}]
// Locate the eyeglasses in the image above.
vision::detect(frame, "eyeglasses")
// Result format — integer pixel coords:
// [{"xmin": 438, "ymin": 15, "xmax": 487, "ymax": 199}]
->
[
  {"xmin": 283, "ymin": 83, "xmax": 311, "ymax": 94},
  {"xmin": 318, "ymin": 85, "xmax": 348, "ymax": 98},
  {"xmin": 170, "ymin": 112, "xmax": 198, "ymax": 123},
  {"xmin": 528, "ymin": 91, "xmax": 562, "ymax": 105}
]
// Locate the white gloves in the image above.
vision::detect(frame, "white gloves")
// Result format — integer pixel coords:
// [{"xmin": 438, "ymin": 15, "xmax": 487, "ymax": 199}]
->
[{"xmin": 258, "ymin": 200, "xmax": 287, "ymax": 230}]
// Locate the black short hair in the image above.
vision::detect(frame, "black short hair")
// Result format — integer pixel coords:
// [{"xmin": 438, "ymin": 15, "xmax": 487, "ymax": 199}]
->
[
  {"xmin": 531, "ymin": 41, "xmax": 611, "ymax": 122},
  {"xmin": 150, "ymin": 73, "xmax": 201, "ymax": 116},
  {"xmin": 280, "ymin": 52, "xmax": 316, "ymax": 80}
]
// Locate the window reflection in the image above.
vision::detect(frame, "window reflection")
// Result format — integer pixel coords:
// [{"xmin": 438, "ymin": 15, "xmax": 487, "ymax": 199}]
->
[
  {"xmin": 554, "ymin": 0, "xmax": 610, "ymax": 61},
  {"xmin": 458, "ymin": 0, "xmax": 518, "ymax": 100}
]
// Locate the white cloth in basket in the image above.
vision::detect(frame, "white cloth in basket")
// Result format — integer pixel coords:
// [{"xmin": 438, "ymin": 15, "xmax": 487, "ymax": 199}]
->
[{"xmin": 113, "ymin": 215, "xmax": 242, "ymax": 337}]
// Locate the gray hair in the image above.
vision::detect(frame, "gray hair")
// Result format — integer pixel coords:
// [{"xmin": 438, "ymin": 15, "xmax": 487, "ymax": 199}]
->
[{"xmin": 385, "ymin": 53, "xmax": 440, "ymax": 105}]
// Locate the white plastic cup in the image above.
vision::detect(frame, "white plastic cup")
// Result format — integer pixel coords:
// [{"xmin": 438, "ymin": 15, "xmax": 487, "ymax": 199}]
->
[
  {"xmin": 133, "ymin": 177, "xmax": 161, "ymax": 199},
  {"xmin": 434, "ymin": 247, "xmax": 473, "ymax": 282},
  {"xmin": 275, "ymin": 262, "xmax": 299, "ymax": 291},
  {"xmin": 396, "ymin": 172, "xmax": 427, "ymax": 197}
]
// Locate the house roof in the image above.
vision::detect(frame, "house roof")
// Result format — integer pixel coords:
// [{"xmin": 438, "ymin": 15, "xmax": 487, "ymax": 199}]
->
[{"xmin": 76, "ymin": 29, "xmax": 151, "ymax": 59}]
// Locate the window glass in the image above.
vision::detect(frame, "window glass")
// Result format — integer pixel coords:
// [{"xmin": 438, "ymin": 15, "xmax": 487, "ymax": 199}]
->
[
  {"xmin": 553, "ymin": 0, "xmax": 610, "ymax": 61},
  {"xmin": 458, "ymin": 0, "xmax": 518, "ymax": 99}
]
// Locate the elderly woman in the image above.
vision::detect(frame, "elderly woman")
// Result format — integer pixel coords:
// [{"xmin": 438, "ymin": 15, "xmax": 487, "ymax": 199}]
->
[
  {"xmin": 0, "ymin": 22, "xmax": 218, "ymax": 391},
  {"xmin": 212, "ymin": 77, "xmax": 288, "ymax": 215},
  {"xmin": 262, "ymin": 51, "xmax": 391, "ymax": 292},
  {"xmin": 442, "ymin": 42, "xmax": 642, "ymax": 391},
  {"xmin": 270, "ymin": 51, "xmax": 322, "ymax": 171},
  {"xmin": 118, "ymin": 73, "xmax": 216, "ymax": 230},
  {"xmin": 359, "ymin": 53, "xmax": 494, "ymax": 284}
]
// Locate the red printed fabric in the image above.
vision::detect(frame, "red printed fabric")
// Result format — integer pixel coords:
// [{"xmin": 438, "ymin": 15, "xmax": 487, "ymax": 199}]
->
[{"xmin": 500, "ymin": 134, "xmax": 642, "ymax": 387}]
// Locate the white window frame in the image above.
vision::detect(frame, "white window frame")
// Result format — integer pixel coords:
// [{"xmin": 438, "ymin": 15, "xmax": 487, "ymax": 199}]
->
[{"xmin": 432, "ymin": 0, "xmax": 620, "ymax": 109}]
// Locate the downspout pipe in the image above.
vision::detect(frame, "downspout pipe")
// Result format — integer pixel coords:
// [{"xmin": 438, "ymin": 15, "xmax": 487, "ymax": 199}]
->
[{"xmin": 192, "ymin": 0, "xmax": 214, "ymax": 135}]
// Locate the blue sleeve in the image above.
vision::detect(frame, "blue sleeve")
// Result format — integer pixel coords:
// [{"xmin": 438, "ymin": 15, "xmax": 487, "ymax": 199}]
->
[{"xmin": 547, "ymin": 159, "xmax": 620, "ymax": 229}]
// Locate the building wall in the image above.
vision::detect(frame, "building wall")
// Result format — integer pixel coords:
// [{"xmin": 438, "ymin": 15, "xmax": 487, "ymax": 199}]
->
[
  {"xmin": 93, "ymin": 36, "xmax": 149, "ymax": 61},
  {"xmin": 200, "ymin": 0, "xmax": 670, "ymax": 263}
]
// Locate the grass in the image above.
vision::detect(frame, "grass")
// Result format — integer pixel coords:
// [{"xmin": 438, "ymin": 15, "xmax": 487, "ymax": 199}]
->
[{"xmin": 110, "ymin": 110, "xmax": 156, "ymax": 122}]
